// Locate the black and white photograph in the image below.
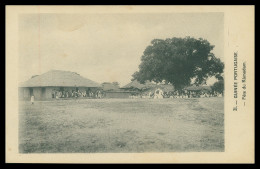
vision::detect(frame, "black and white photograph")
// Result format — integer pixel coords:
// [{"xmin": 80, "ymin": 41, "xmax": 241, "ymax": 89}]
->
[
  {"xmin": 18, "ymin": 12, "xmax": 225, "ymax": 153},
  {"xmin": 6, "ymin": 5, "xmax": 254, "ymax": 163}
]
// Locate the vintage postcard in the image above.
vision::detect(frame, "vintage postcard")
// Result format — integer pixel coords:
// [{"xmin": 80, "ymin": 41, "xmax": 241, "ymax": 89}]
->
[{"xmin": 6, "ymin": 5, "xmax": 254, "ymax": 163}]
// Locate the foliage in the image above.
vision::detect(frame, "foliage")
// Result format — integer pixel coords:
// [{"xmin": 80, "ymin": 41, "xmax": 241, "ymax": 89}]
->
[
  {"xmin": 132, "ymin": 37, "xmax": 224, "ymax": 90},
  {"xmin": 211, "ymin": 80, "xmax": 224, "ymax": 93}
]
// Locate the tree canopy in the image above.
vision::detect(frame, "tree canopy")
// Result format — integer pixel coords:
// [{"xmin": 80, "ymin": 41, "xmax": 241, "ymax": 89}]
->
[
  {"xmin": 211, "ymin": 80, "xmax": 224, "ymax": 94},
  {"xmin": 132, "ymin": 37, "xmax": 224, "ymax": 90}
]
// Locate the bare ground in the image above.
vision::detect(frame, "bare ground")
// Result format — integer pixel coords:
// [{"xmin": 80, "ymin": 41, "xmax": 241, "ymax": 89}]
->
[{"xmin": 19, "ymin": 97, "xmax": 224, "ymax": 153}]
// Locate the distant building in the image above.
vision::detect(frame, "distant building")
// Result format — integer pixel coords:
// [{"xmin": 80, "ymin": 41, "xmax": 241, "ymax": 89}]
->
[
  {"xmin": 121, "ymin": 80, "xmax": 174, "ymax": 94},
  {"xmin": 121, "ymin": 80, "xmax": 156, "ymax": 92},
  {"xmin": 19, "ymin": 70, "xmax": 101, "ymax": 100},
  {"xmin": 101, "ymin": 82, "xmax": 135, "ymax": 98},
  {"xmin": 101, "ymin": 82, "xmax": 120, "ymax": 91}
]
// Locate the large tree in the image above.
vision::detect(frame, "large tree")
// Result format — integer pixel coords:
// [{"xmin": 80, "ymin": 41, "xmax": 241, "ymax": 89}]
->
[
  {"xmin": 132, "ymin": 37, "xmax": 224, "ymax": 90},
  {"xmin": 211, "ymin": 80, "xmax": 224, "ymax": 94}
]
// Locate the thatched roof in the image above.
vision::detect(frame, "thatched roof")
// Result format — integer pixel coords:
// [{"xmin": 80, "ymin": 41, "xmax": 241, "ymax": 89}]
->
[
  {"xmin": 184, "ymin": 85, "xmax": 212, "ymax": 91},
  {"xmin": 101, "ymin": 82, "xmax": 120, "ymax": 91},
  {"xmin": 19, "ymin": 70, "xmax": 101, "ymax": 88},
  {"xmin": 121, "ymin": 80, "xmax": 174, "ymax": 92},
  {"xmin": 121, "ymin": 80, "xmax": 156, "ymax": 90},
  {"xmin": 157, "ymin": 84, "xmax": 175, "ymax": 92}
]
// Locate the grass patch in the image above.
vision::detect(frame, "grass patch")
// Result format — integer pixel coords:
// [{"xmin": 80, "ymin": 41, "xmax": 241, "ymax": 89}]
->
[{"xmin": 19, "ymin": 97, "xmax": 224, "ymax": 153}]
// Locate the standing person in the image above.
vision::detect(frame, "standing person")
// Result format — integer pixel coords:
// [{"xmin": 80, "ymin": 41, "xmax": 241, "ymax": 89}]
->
[
  {"xmin": 75, "ymin": 90, "xmax": 77, "ymax": 97},
  {"xmin": 55, "ymin": 91, "xmax": 59, "ymax": 99},
  {"xmin": 31, "ymin": 95, "xmax": 35, "ymax": 105}
]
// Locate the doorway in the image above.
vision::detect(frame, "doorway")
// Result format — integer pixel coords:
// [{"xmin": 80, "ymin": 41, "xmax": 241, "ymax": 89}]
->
[
  {"xmin": 29, "ymin": 88, "xmax": 33, "ymax": 96},
  {"xmin": 41, "ymin": 88, "xmax": 46, "ymax": 99}
]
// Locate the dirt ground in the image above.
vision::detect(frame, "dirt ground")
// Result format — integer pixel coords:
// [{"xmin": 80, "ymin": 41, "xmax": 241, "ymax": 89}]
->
[{"xmin": 19, "ymin": 97, "xmax": 224, "ymax": 153}]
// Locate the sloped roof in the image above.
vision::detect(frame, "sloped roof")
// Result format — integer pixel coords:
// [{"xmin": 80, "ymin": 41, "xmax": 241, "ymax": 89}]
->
[
  {"xmin": 121, "ymin": 80, "xmax": 175, "ymax": 92},
  {"xmin": 121, "ymin": 80, "xmax": 156, "ymax": 90},
  {"xmin": 19, "ymin": 70, "xmax": 101, "ymax": 88},
  {"xmin": 101, "ymin": 82, "xmax": 120, "ymax": 91},
  {"xmin": 184, "ymin": 85, "xmax": 212, "ymax": 91},
  {"xmin": 157, "ymin": 84, "xmax": 175, "ymax": 92}
]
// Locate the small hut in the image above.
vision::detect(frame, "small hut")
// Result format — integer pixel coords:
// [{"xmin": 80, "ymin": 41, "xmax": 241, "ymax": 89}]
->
[
  {"xmin": 101, "ymin": 82, "xmax": 134, "ymax": 98},
  {"xmin": 121, "ymin": 80, "xmax": 156, "ymax": 92},
  {"xmin": 121, "ymin": 80, "xmax": 174, "ymax": 98},
  {"xmin": 101, "ymin": 82, "xmax": 120, "ymax": 91}
]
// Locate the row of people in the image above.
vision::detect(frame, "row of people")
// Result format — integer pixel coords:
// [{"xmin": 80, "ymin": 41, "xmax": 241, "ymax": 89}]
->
[
  {"xmin": 51, "ymin": 89, "xmax": 104, "ymax": 99},
  {"xmin": 130, "ymin": 90, "xmax": 223, "ymax": 99}
]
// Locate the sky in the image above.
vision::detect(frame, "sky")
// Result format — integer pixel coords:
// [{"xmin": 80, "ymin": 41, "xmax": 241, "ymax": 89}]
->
[{"xmin": 19, "ymin": 13, "xmax": 224, "ymax": 87}]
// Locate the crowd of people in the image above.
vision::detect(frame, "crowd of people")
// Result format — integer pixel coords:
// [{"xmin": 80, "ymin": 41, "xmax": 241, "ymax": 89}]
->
[
  {"xmin": 51, "ymin": 88, "xmax": 223, "ymax": 100},
  {"xmin": 130, "ymin": 89, "xmax": 223, "ymax": 99},
  {"xmin": 51, "ymin": 89, "xmax": 104, "ymax": 99},
  {"xmin": 165, "ymin": 90, "xmax": 223, "ymax": 98}
]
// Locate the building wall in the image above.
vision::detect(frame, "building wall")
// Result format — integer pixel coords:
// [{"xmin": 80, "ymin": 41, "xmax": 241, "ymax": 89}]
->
[
  {"xmin": 19, "ymin": 86, "xmax": 101, "ymax": 100},
  {"xmin": 78, "ymin": 87, "xmax": 87, "ymax": 92},
  {"xmin": 19, "ymin": 87, "xmax": 55, "ymax": 100},
  {"xmin": 19, "ymin": 88, "xmax": 30, "ymax": 100},
  {"xmin": 45, "ymin": 87, "xmax": 59, "ymax": 99},
  {"xmin": 102, "ymin": 83, "xmax": 119, "ymax": 91},
  {"xmin": 32, "ymin": 87, "xmax": 43, "ymax": 100},
  {"xmin": 45, "ymin": 87, "xmax": 52, "ymax": 99}
]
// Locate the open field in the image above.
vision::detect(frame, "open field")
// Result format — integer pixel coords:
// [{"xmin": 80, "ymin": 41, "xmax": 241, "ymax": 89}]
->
[{"xmin": 19, "ymin": 97, "xmax": 224, "ymax": 153}]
